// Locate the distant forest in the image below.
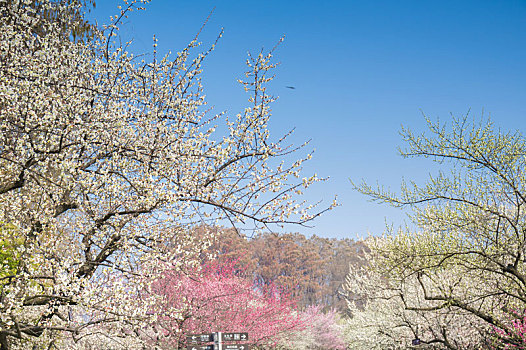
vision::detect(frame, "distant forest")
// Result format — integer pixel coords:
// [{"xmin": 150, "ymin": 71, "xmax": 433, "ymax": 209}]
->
[{"xmin": 193, "ymin": 226, "xmax": 368, "ymax": 314}]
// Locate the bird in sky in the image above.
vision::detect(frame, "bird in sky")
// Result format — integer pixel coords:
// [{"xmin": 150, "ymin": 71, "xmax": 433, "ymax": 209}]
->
[{"xmin": 285, "ymin": 86, "xmax": 296, "ymax": 89}]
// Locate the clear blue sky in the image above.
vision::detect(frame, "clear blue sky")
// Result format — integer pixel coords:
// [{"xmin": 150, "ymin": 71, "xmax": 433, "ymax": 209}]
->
[{"xmin": 90, "ymin": 0, "xmax": 526, "ymax": 239}]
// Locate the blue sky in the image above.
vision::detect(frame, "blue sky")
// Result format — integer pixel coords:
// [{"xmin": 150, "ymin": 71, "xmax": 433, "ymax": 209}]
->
[{"xmin": 90, "ymin": 0, "xmax": 526, "ymax": 239}]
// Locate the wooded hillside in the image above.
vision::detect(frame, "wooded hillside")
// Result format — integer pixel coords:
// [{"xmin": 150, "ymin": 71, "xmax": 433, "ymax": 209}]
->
[{"xmin": 194, "ymin": 226, "xmax": 367, "ymax": 313}]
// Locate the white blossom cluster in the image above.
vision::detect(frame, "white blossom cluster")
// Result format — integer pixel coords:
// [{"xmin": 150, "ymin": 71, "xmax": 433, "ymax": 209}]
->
[
  {"xmin": 0, "ymin": 1, "xmax": 332, "ymax": 348},
  {"xmin": 342, "ymin": 237, "xmax": 493, "ymax": 350}
]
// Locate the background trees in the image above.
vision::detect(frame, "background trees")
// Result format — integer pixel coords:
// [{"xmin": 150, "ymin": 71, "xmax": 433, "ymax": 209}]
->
[
  {"xmin": 345, "ymin": 116, "xmax": 526, "ymax": 349},
  {"xmin": 0, "ymin": 0, "xmax": 331, "ymax": 348},
  {"xmin": 196, "ymin": 226, "xmax": 365, "ymax": 312},
  {"xmin": 249, "ymin": 233, "xmax": 364, "ymax": 311}
]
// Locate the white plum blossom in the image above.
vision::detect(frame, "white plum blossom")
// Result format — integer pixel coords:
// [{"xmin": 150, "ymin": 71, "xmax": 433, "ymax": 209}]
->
[{"xmin": 0, "ymin": 1, "xmax": 333, "ymax": 348}]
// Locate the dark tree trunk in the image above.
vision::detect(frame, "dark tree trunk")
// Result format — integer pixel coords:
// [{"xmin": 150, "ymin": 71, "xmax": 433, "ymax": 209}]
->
[{"xmin": 0, "ymin": 333, "xmax": 9, "ymax": 350}]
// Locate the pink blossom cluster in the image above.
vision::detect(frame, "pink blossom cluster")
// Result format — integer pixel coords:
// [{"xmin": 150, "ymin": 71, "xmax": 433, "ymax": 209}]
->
[
  {"xmin": 147, "ymin": 259, "xmax": 308, "ymax": 348},
  {"xmin": 492, "ymin": 310, "xmax": 526, "ymax": 349}
]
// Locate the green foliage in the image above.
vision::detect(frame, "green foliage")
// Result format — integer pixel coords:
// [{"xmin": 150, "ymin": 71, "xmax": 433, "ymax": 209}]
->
[{"xmin": 0, "ymin": 223, "xmax": 22, "ymax": 284}]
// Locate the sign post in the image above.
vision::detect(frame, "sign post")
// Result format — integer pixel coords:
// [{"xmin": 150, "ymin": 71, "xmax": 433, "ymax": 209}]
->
[
  {"xmin": 223, "ymin": 345, "xmax": 250, "ymax": 350},
  {"xmin": 187, "ymin": 346, "xmax": 214, "ymax": 350},
  {"xmin": 186, "ymin": 332, "xmax": 250, "ymax": 350},
  {"xmin": 222, "ymin": 333, "xmax": 248, "ymax": 342},
  {"xmin": 215, "ymin": 332, "xmax": 222, "ymax": 350},
  {"xmin": 187, "ymin": 334, "xmax": 215, "ymax": 344}
]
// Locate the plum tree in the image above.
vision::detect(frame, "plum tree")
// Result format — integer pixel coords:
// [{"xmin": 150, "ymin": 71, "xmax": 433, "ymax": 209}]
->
[
  {"xmin": 351, "ymin": 115, "xmax": 526, "ymax": 349},
  {"xmin": 0, "ymin": 1, "xmax": 331, "ymax": 348}
]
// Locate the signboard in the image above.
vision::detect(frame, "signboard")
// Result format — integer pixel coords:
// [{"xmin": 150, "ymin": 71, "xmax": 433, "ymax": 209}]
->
[
  {"xmin": 186, "ymin": 331, "xmax": 250, "ymax": 350},
  {"xmin": 222, "ymin": 333, "xmax": 249, "ymax": 342},
  {"xmin": 187, "ymin": 334, "xmax": 214, "ymax": 344},
  {"xmin": 187, "ymin": 346, "xmax": 250, "ymax": 350},
  {"xmin": 223, "ymin": 345, "xmax": 250, "ymax": 350},
  {"xmin": 187, "ymin": 345, "xmax": 214, "ymax": 350}
]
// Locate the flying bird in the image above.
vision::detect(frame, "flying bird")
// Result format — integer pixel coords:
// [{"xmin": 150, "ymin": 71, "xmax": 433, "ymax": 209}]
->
[{"xmin": 285, "ymin": 86, "xmax": 296, "ymax": 89}]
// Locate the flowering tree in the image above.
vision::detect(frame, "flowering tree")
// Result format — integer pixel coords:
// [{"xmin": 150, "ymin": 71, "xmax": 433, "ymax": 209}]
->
[
  {"xmin": 491, "ymin": 311, "xmax": 526, "ymax": 350},
  {"xmin": 0, "ymin": 1, "xmax": 331, "ymax": 348},
  {"xmin": 349, "ymin": 115, "xmax": 526, "ymax": 349},
  {"xmin": 342, "ymin": 239, "xmax": 488, "ymax": 350},
  {"xmin": 138, "ymin": 259, "xmax": 346, "ymax": 350},
  {"xmin": 134, "ymin": 259, "xmax": 306, "ymax": 350},
  {"xmin": 279, "ymin": 306, "xmax": 346, "ymax": 350}
]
